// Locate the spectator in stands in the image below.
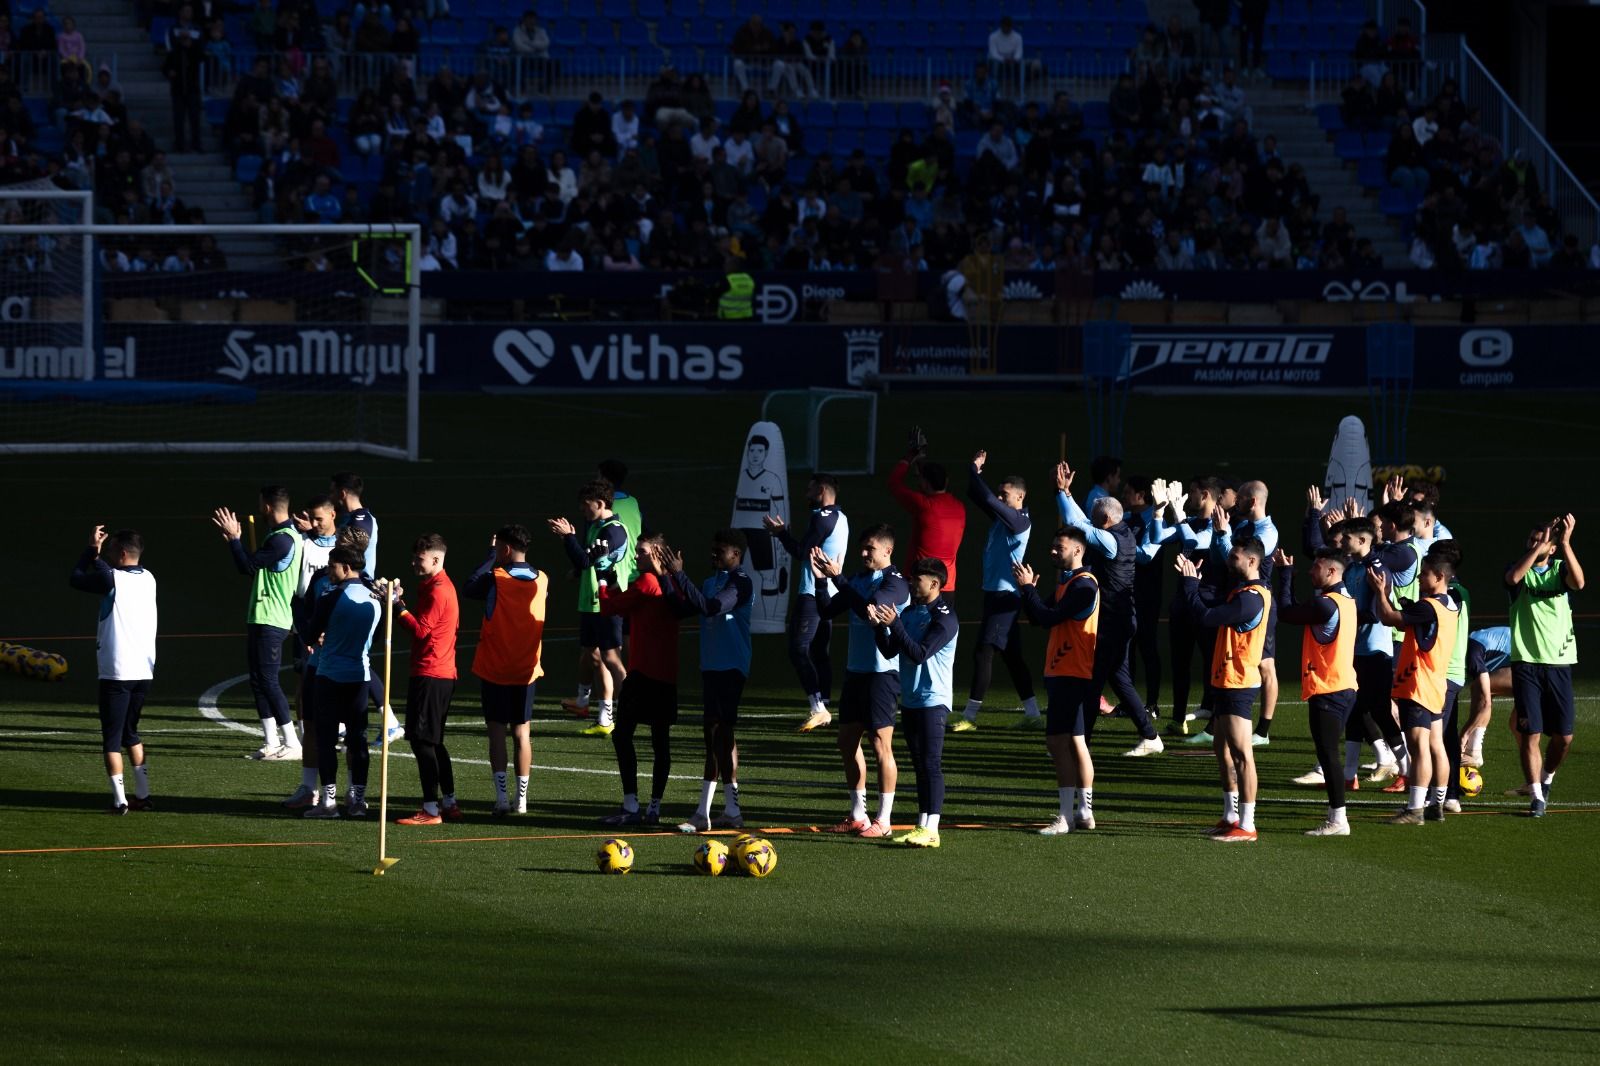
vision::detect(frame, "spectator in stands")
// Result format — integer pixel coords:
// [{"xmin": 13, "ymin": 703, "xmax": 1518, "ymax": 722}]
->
[
  {"xmin": 1387, "ymin": 17, "xmax": 1420, "ymax": 62},
  {"xmin": 602, "ymin": 236, "xmax": 641, "ymax": 270},
  {"xmin": 247, "ymin": 0, "xmax": 275, "ymax": 50},
  {"xmin": 931, "ymin": 81, "xmax": 956, "ymax": 132},
  {"xmin": 770, "ymin": 97, "xmax": 802, "ymax": 153},
  {"xmin": 1411, "ymin": 105, "xmax": 1438, "ymax": 146},
  {"xmin": 774, "ymin": 22, "xmax": 818, "ymax": 99},
  {"xmin": 729, "ymin": 89, "xmax": 764, "ymax": 136},
  {"xmin": 140, "ymin": 150, "xmax": 177, "ymax": 200},
  {"xmin": 1340, "ymin": 73, "xmax": 1376, "ymax": 130},
  {"xmin": 1546, "ymin": 233, "xmax": 1583, "ymax": 270},
  {"xmin": 838, "ymin": 29, "xmax": 868, "ymax": 98},
  {"xmin": 305, "ymin": 173, "xmax": 342, "ymax": 222},
  {"xmin": 961, "ymin": 62, "xmax": 1000, "ymax": 127},
  {"xmin": 547, "ymin": 236, "xmax": 584, "ymax": 272},
  {"xmin": 1353, "ymin": 21, "xmax": 1387, "ymax": 86},
  {"xmin": 478, "ymin": 152, "xmax": 511, "ymax": 202},
  {"xmin": 18, "ymin": 8, "xmax": 56, "ymax": 55},
  {"xmin": 548, "ymin": 148, "xmax": 577, "ymax": 202},
  {"xmin": 645, "ymin": 66, "xmax": 693, "ymax": 134},
  {"xmin": 149, "ymin": 179, "xmax": 185, "ymax": 224},
  {"xmin": 438, "ymin": 178, "xmax": 477, "ymax": 225},
  {"xmin": 1212, "ymin": 66, "xmax": 1250, "ymax": 129},
  {"xmin": 1373, "ymin": 71, "xmax": 1406, "ymax": 122},
  {"xmin": 723, "ymin": 126, "xmax": 753, "ymax": 177},
  {"xmin": 1254, "ymin": 215, "xmax": 1290, "ymax": 268},
  {"xmin": 343, "ymin": 89, "xmax": 381, "ymax": 155},
  {"xmin": 690, "ymin": 117, "xmax": 720, "ymax": 163},
  {"xmin": 392, "ymin": 16, "xmax": 420, "ymax": 58},
  {"xmin": 987, "ymin": 17, "xmax": 1023, "ymax": 99},
  {"xmin": 803, "ymin": 21, "xmax": 834, "ymax": 89},
  {"xmin": 1156, "ymin": 228, "xmax": 1193, "ymax": 269},
  {"xmin": 731, "ymin": 14, "xmax": 780, "ymax": 95},
  {"xmin": 1386, "ymin": 121, "xmax": 1430, "ymax": 196},
  {"xmin": 513, "ymin": 11, "xmax": 548, "ymax": 57},
  {"xmin": 974, "ymin": 121, "xmax": 1019, "ymax": 173},
  {"xmin": 1193, "ymin": 0, "xmax": 1230, "ymax": 72},
  {"xmin": 57, "ymin": 15, "xmax": 89, "ymax": 78},
  {"xmin": 1108, "ymin": 73, "xmax": 1140, "ymax": 129},
  {"xmin": 1237, "ymin": 0, "xmax": 1268, "ymax": 78},
  {"xmin": 355, "ymin": 10, "xmax": 390, "ymax": 53},
  {"xmin": 570, "ymin": 91, "xmax": 615, "ymax": 157},
  {"xmin": 612, "ymin": 99, "xmax": 639, "ymax": 152},
  {"xmin": 1518, "ymin": 209, "xmax": 1553, "ymax": 268},
  {"xmin": 163, "ymin": 32, "xmax": 204, "ymax": 152},
  {"xmin": 1353, "ymin": 236, "xmax": 1383, "ymax": 270},
  {"xmin": 752, "ymin": 120, "xmax": 788, "ymax": 189}
]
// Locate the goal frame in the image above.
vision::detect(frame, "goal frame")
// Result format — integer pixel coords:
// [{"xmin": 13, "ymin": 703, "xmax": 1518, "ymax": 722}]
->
[
  {"xmin": 0, "ymin": 220, "xmax": 424, "ymax": 461},
  {"xmin": 761, "ymin": 388, "xmax": 878, "ymax": 476}
]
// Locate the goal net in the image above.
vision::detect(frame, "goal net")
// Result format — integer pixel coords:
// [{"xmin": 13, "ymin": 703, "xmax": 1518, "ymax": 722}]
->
[
  {"xmin": 0, "ymin": 208, "xmax": 423, "ymax": 460},
  {"xmin": 761, "ymin": 389, "xmax": 879, "ymax": 476}
]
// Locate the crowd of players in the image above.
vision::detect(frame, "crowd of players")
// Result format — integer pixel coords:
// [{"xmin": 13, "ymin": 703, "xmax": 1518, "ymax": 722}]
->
[{"xmin": 74, "ymin": 447, "xmax": 1582, "ymax": 845}]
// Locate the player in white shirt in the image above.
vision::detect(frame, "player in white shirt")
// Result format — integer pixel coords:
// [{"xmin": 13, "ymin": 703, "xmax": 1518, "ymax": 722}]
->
[{"xmin": 70, "ymin": 526, "xmax": 158, "ymax": 815}]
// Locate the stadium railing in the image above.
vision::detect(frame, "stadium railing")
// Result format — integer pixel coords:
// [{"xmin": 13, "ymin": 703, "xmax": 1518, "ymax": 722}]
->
[{"xmin": 11, "ymin": 50, "xmax": 119, "ymax": 97}]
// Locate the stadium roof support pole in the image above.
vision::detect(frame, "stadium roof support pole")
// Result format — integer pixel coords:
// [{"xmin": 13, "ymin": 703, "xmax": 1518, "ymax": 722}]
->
[{"xmin": 406, "ymin": 225, "xmax": 422, "ymax": 462}]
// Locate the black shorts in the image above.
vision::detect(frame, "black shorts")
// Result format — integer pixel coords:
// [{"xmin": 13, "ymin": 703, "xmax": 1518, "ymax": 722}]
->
[
  {"xmin": 480, "ymin": 679, "xmax": 536, "ymax": 725},
  {"xmin": 1512, "ymin": 662, "xmax": 1575, "ymax": 737},
  {"xmin": 702, "ymin": 669, "xmax": 746, "ymax": 726},
  {"xmin": 840, "ymin": 670, "xmax": 899, "ymax": 731},
  {"xmin": 1397, "ymin": 697, "xmax": 1443, "ymax": 731},
  {"xmin": 314, "ymin": 675, "xmax": 370, "ymax": 730},
  {"xmin": 579, "ymin": 612, "xmax": 624, "ymax": 651},
  {"xmin": 1212, "ymin": 687, "xmax": 1259, "ymax": 720},
  {"xmin": 1260, "ymin": 600, "xmax": 1279, "ymax": 661},
  {"xmin": 1307, "ymin": 689, "xmax": 1357, "ymax": 727},
  {"xmin": 1354, "ymin": 654, "xmax": 1394, "ymax": 720},
  {"xmin": 405, "ymin": 675, "xmax": 455, "ymax": 744},
  {"xmin": 1044, "ymin": 675, "xmax": 1092, "ymax": 736},
  {"xmin": 620, "ymin": 673, "xmax": 679, "ymax": 728},
  {"xmin": 98, "ymin": 679, "xmax": 150, "ymax": 753},
  {"xmin": 979, "ymin": 590, "xmax": 1022, "ymax": 649}
]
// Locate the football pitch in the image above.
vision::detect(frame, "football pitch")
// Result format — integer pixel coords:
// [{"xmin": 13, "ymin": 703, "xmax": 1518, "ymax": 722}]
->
[{"xmin": 4, "ymin": 390, "xmax": 1599, "ymax": 1063}]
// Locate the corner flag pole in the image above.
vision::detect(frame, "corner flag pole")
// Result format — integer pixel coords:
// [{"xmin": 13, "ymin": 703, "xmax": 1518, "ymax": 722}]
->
[
  {"xmin": 373, "ymin": 581, "xmax": 399, "ymax": 876},
  {"xmin": 246, "ymin": 514, "xmax": 257, "ymax": 552}
]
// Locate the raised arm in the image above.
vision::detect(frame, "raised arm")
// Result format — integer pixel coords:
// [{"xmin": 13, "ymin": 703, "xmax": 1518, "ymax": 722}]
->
[
  {"xmin": 1056, "ymin": 482, "xmax": 1117, "ymax": 559},
  {"xmin": 888, "ymin": 456, "xmax": 927, "ymax": 515},
  {"xmin": 461, "ymin": 548, "xmax": 497, "ymax": 600},
  {"xmin": 1558, "ymin": 514, "xmax": 1585, "ymax": 591},
  {"xmin": 967, "ymin": 454, "xmax": 1030, "ymax": 534},
  {"xmin": 69, "ymin": 535, "xmax": 115, "ymax": 595},
  {"xmin": 671, "ymin": 568, "xmax": 751, "ymax": 617}
]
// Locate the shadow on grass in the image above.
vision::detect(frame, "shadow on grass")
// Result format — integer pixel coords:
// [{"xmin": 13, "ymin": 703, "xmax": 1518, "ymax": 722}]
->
[{"xmin": 1173, "ymin": 994, "xmax": 1600, "ymax": 1040}]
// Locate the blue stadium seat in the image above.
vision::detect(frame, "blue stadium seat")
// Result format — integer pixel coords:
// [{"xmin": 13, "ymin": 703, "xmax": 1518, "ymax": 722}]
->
[
  {"xmin": 866, "ymin": 101, "xmax": 899, "ymax": 128},
  {"xmin": 1362, "ymin": 131, "xmax": 1389, "ymax": 158},
  {"xmin": 204, "ymin": 99, "xmax": 229, "ymax": 128},
  {"xmin": 863, "ymin": 127, "xmax": 892, "ymax": 157},
  {"xmin": 658, "ymin": 17, "xmax": 691, "ymax": 43},
  {"xmin": 834, "ymin": 102, "xmax": 867, "ymax": 129},
  {"xmin": 801, "ymin": 100, "xmax": 835, "ymax": 126},
  {"xmin": 600, "ymin": 0, "xmax": 631, "ymax": 17},
  {"xmin": 1357, "ymin": 157, "xmax": 1386, "ymax": 189},
  {"xmin": 1332, "ymin": 129, "xmax": 1365, "ymax": 160},
  {"xmin": 714, "ymin": 99, "xmax": 736, "ymax": 124},
  {"xmin": 802, "ymin": 127, "xmax": 830, "ymax": 156},
  {"xmin": 831, "ymin": 127, "xmax": 863, "ymax": 154},
  {"xmin": 1379, "ymin": 187, "xmax": 1419, "ymax": 218},
  {"xmin": 1079, "ymin": 100, "xmax": 1109, "ymax": 129},
  {"xmin": 953, "ymin": 129, "xmax": 979, "ymax": 157},
  {"xmin": 618, "ymin": 20, "xmax": 652, "ymax": 45},
  {"xmin": 1315, "ymin": 102, "xmax": 1345, "ymax": 132},
  {"xmin": 665, "ymin": 45, "xmax": 701, "ymax": 70},
  {"xmin": 235, "ymin": 154, "xmax": 263, "ymax": 184},
  {"xmin": 636, "ymin": 0, "xmax": 667, "ymax": 15}
]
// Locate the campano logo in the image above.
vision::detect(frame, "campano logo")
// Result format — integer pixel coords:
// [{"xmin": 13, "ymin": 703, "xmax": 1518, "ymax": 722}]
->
[
  {"xmin": 755, "ymin": 284, "xmax": 798, "ymax": 324},
  {"xmin": 494, "ymin": 328, "xmax": 555, "ymax": 384},
  {"xmin": 1458, "ymin": 329, "xmax": 1513, "ymax": 367}
]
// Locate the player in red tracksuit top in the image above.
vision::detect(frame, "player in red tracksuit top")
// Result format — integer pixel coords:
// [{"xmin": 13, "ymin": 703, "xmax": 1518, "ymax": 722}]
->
[
  {"xmin": 394, "ymin": 533, "xmax": 462, "ymax": 826},
  {"xmin": 887, "ymin": 431, "xmax": 968, "ymax": 594},
  {"xmin": 596, "ymin": 532, "xmax": 689, "ymax": 826}
]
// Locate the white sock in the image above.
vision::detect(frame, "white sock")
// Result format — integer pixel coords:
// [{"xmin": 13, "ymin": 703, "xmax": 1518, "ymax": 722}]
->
[
  {"xmin": 1408, "ymin": 784, "xmax": 1428, "ymax": 810},
  {"xmin": 1542, "ymin": 770, "xmax": 1555, "ymax": 787},
  {"xmin": 917, "ymin": 812, "xmax": 928, "ymax": 827},
  {"xmin": 724, "ymin": 782, "xmax": 741, "ymax": 817},
  {"xmin": 1240, "ymin": 801, "xmax": 1256, "ymax": 832},
  {"xmin": 1464, "ymin": 726, "xmax": 1485, "ymax": 756},
  {"xmin": 516, "ymin": 775, "xmax": 530, "ymax": 804},
  {"xmin": 596, "ymin": 699, "xmax": 614, "ymax": 727},
  {"xmin": 1058, "ymin": 786, "xmax": 1073, "ymax": 819},
  {"xmin": 280, "ymin": 721, "xmax": 301, "ymax": 748},
  {"xmin": 1078, "ymin": 787, "xmax": 1094, "ymax": 816},
  {"xmin": 493, "ymin": 771, "xmax": 508, "ymax": 803},
  {"xmin": 1223, "ymin": 791, "xmax": 1240, "ymax": 823},
  {"xmin": 1022, "ymin": 696, "xmax": 1041, "ymax": 719},
  {"xmin": 1373, "ymin": 739, "xmax": 1394, "ymax": 766},
  {"xmin": 383, "ymin": 707, "xmax": 400, "ymax": 734},
  {"xmin": 575, "ymin": 683, "xmax": 591, "ymax": 707},
  {"xmin": 808, "ymin": 693, "xmax": 824, "ymax": 713},
  {"xmin": 848, "ymin": 788, "xmax": 867, "ymax": 822},
  {"xmin": 963, "ymin": 698, "xmax": 981, "ymax": 722},
  {"xmin": 696, "ymin": 780, "xmax": 717, "ymax": 819},
  {"xmin": 300, "ymin": 766, "xmax": 318, "ymax": 790},
  {"xmin": 1531, "ymin": 781, "xmax": 1545, "ymax": 801},
  {"xmin": 1431, "ymin": 785, "xmax": 1447, "ymax": 806},
  {"xmin": 422, "ymin": 800, "xmax": 440, "ymax": 816},
  {"xmin": 875, "ymin": 791, "xmax": 894, "ymax": 825},
  {"xmin": 109, "ymin": 773, "xmax": 126, "ymax": 806},
  {"xmin": 132, "ymin": 764, "xmax": 150, "ymax": 799},
  {"xmin": 1398, "ymin": 751, "xmax": 1411, "ymax": 777},
  {"xmin": 925, "ymin": 813, "xmax": 940, "ymax": 832},
  {"xmin": 321, "ymin": 783, "xmax": 337, "ymax": 805},
  {"xmin": 622, "ymin": 792, "xmax": 639, "ymax": 813},
  {"xmin": 1329, "ymin": 805, "xmax": 1347, "ymax": 826},
  {"xmin": 260, "ymin": 718, "xmax": 280, "ymax": 748},
  {"xmin": 1344, "ymin": 741, "xmax": 1361, "ymax": 779}
]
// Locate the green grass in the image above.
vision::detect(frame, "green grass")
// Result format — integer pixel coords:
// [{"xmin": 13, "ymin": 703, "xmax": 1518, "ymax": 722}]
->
[{"xmin": 4, "ymin": 391, "xmax": 1600, "ymax": 1063}]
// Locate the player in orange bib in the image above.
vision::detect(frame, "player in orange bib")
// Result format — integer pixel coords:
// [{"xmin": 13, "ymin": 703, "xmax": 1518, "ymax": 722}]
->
[
  {"xmin": 462, "ymin": 524, "xmax": 548, "ymax": 817},
  {"xmin": 1370, "ymin": 551, "xmax": 1460, "ymax": 825},
  {"xmin": 1175, "ymin": 535, "xmax": 1270, "ymax": 842},
  {"xmin": 1015, "ymin": 527, "xmax": 1100, "ymax": 835},
  {"xmin": 1273, "ymin": 547, "xmax": 1358, "ymax": 836}
]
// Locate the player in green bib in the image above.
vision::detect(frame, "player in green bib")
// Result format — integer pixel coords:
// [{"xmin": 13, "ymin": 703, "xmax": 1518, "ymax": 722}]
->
[
  {"xmin": 1505, "ymin": 514, "xmax": 1584, "ymax": 818},
  {"xmin": 1430, "ymin": 540, "xmax": 1471, "ymax": 812},
  {"xmin": 551, "ymin": 479, "xmax": 635, "ymax": 736},
  {"xmin": 211, "ymin": 486, "xmax": 305, "ymax": 760}
]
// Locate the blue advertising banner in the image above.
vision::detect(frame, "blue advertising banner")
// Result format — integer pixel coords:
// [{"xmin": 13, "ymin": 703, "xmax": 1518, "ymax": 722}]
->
[{"xmin": 0, "ymin": 321, "xmax": 1579, "ymax": 393}]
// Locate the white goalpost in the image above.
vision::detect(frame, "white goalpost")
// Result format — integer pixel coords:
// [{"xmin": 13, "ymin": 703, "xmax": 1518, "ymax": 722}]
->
[{"xmin": 0, "ymin": 212, "xmax": 424, "ymax": 461}]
